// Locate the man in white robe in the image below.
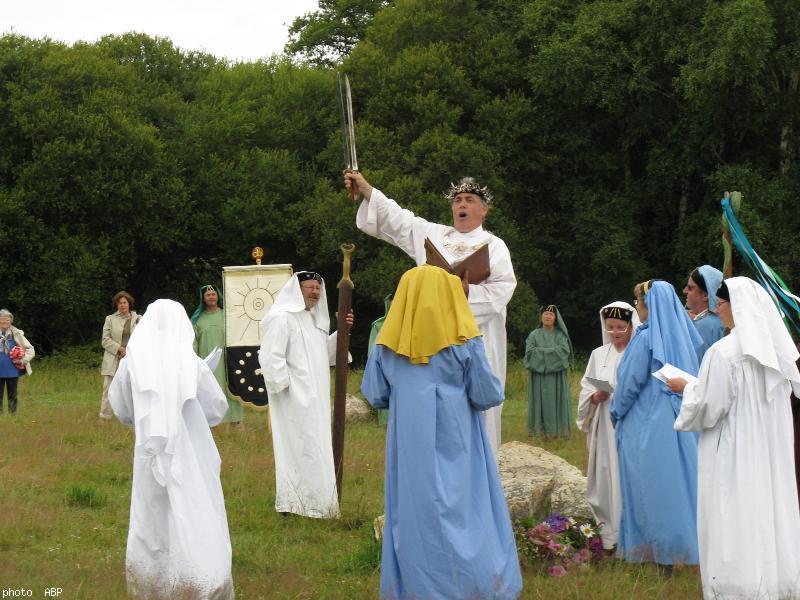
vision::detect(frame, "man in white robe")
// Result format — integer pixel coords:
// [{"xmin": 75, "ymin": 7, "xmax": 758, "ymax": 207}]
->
[
  {"xmin": 577, "ymin": 301, "xmax": 639, "ymax": 550},
  {"xmin": 344, "ymin": 172, "xmax": 516, "ymax": 455},
  {"xmin": 258, "ymin": 272, "xmax": 351, "ymax": 518},
  {"xmin": 109, "ymin": 299, "xmax": 233, "ymax": 600},
  {"xmin": 672, "ymin": 277, "xmax": 800, "ymax": 600}
]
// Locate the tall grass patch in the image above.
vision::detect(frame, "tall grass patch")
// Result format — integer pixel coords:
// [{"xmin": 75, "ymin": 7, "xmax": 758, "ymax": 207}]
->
[{"xmin": 66, "ymin": 485, "xmax": 108, "ymax": 509}]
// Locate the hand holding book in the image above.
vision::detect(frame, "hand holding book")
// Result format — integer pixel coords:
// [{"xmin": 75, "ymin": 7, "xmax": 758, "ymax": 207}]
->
[{"xmin": 424, "ymin": 238, "xmax": 491, "ymax": 286}]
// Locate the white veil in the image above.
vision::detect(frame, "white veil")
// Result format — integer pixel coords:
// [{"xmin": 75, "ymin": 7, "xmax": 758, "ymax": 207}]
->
[
  {"xmin": 599, "ymin": 301, "xmax": 640, "ymax": 346},
  {"xmin": 727, "ymin": 277, "xmax": 800, "ymax": 401},
  {"xmin": 259, "ymin": 272, "xmax": 330, "ymax": 336},
  {"xmin": 125, "ymin": 299, "xmax": 199, "ymax": 482}
]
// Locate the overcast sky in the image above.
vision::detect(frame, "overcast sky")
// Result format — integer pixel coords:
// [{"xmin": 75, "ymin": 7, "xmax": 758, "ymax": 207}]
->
[{"xmin": 3, "ymin": 0, "xmax": 321, "ymax": 62}]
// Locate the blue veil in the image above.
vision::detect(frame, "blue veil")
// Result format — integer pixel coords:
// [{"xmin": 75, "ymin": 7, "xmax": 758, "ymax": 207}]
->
[
  {"xmin": 697, "ymin": 265, "xmax": 723, "ymax": 312},
  {"xmin": 644, "ymin": 281, "xmax": 702, "ymax": 374}
]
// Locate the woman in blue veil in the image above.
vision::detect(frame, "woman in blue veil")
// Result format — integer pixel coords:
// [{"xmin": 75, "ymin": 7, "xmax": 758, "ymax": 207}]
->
[{"xmin": 610, "ymin": 279, "xmax": 702, "ymax": 567}]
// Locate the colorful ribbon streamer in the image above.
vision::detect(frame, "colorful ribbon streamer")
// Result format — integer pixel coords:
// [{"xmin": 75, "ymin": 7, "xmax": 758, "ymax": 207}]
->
[{"xmin": 721, "ymin": 197, "xmax": 800, "ymax": 337}]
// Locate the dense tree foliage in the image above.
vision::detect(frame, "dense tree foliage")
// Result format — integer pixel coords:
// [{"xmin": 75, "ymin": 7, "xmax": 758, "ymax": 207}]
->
[{"xmin": 1, "ymin": 0, "xmax": 798, "ymax": 359}]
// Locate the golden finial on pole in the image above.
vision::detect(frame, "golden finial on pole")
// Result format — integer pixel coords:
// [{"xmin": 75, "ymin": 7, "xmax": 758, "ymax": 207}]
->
[
  {"xmin": 251, "ymin": 246, "xmax": 264, "ymax": 266},
  {"xmin": 338, "ymin": 243, "xmax": 355, "ymax": 289}
]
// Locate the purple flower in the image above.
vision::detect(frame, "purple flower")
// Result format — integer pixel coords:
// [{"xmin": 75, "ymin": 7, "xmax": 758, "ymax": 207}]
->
[
  {"xmin": 548, "ymin": 565, "xmax": 567, "ymax": 578},
  {"xmin": 546, "ymin": 513, "xmax": 571, "ymax": 533},
  {"xmin": 588, "ymin": 537, "xmax": 605, "ymax": 560}
]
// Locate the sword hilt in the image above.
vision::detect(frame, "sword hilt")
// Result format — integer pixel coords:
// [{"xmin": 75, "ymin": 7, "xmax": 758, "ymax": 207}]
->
[
  {"xmin": 348, "ymin": 171, "xmax": 357, "ymax": 202},
  {"xmin": 345, "ymin": 169, "xmax": 360, "ymax": 203}
]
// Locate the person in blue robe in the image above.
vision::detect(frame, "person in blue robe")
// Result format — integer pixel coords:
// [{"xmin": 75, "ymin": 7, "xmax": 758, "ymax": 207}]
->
[
  {"xmin": 683, "ymin": 265, "xmax": 725, "ymax": 362},
  {"xmin": 610, "ymin": 279, "xmax": 702, "ymax": 566},
  {"xmin": 361, "ymin": 264, "xmax": 522, "ymax": 600}
]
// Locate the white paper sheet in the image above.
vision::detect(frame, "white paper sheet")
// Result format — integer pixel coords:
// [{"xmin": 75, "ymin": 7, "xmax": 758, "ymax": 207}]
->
[
  {"xmin": 204, "ymin": 347, "xmax": 222, "ymax": 372},
  {"xmin": 585, "ymin": 376, "xmax": 614, "ymax": 393},
  {"xmin": 652, "ymin": 363, "xmax": 697, "ymax": 385}
]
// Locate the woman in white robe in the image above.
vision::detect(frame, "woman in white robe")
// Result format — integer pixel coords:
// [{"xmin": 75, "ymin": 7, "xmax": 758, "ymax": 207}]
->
[
  {"xmin": 577, "ymin": 301, "xmax": 639, "ymax": 550},
  {"xmin": 109, "ymin": 299, "xmax": 233, "ymax": 600},
  {"xmin": 671, "ymin": 277, "xmax": 800, "ymax": 599}
]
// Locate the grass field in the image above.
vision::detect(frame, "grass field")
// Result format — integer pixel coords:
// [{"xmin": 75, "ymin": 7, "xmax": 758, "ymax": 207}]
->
[{"xmin": 0, "ymin": 358, "xmax": 703, "ymax": 599}]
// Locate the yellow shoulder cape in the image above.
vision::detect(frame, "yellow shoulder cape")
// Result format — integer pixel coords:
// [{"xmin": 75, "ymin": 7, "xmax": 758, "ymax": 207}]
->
[{"xmin": 376, "ymin": 265, "xmax": 482, "ymax": 364}]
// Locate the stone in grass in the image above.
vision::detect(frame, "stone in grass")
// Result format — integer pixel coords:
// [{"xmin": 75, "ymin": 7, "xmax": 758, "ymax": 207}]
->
[
  {"xmin": 346, "ymin": 393, "xmax": 373, "ymax": 424},
  {"xmin": 497, "ymin": 441, "xmax": 593, "ymax": 522},
  {"xmin": 372, "ymin": 442, "xmax": 593, "ymax": 540}
]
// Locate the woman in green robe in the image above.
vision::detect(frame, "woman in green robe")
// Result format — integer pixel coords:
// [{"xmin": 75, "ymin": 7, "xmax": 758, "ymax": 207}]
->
[
  {"xmin": 524, "ymin": 304, "xmax": 573, "ymax": 438},
  {"xmin": 191, "ymin": 284, "xmax": 244, "ymax": 425}
]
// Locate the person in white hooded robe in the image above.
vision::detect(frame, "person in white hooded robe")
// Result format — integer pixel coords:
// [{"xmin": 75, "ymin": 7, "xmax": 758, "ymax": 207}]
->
[
  {"xmin": 109, "ymin": 299, "xmax": 233, "ymax": 600},
  {"xmin": 577, "ymin": 301, "xmax": 640, "ymax": 550},
  {"xmin": 258, "ymin": 272, "xmax": 351, "ymax": 519},
  {"xmin": 671, "ymin": 277, "xmax": 800, "ymax": 599},
  {"xmin": 344, "ymin": 171, "xmax": 516, "ymax": 456}
]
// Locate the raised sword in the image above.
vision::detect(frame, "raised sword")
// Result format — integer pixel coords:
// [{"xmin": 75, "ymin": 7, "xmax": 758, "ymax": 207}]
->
[{"xmin": 337, "ymin": 72, "xmax": 360, "ymax": 202}]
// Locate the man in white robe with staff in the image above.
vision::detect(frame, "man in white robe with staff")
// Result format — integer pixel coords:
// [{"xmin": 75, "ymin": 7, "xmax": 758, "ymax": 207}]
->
[
  {"xmin": 258, "ymin": 271, "xmax": 352, "ymax": 518},
  {"xmin": 344, "ymin": 171, "xmax": 516, "ymax": 455}
]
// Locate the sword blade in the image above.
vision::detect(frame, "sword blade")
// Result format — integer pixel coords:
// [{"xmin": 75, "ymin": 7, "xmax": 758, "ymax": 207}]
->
[
  {"xmin": 336, "ymin": 72, "xmax": 353, "ymax": 170},
  {"xmin": 343, "ymin": 74, "xmax": 358, "ymax": 172}
]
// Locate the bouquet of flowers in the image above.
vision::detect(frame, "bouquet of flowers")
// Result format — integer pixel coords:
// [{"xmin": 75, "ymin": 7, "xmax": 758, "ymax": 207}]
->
[
  {"xmin": 10, "ymin": 345, "xmax": 26, "ymax": 370},
  {"xmin": 514, "ymin": 512, "xmax": 606, "ymax": 577}
]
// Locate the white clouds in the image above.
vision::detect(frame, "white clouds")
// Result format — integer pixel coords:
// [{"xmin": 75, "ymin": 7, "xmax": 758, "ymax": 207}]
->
[{"xmin": 3, "ymin": 0, "xmax": 320, "ymax": 61}]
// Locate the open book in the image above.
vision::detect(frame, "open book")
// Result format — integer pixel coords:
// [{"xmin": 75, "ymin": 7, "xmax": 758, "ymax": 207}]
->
[{"xmin": 424, "ymin": 238, "xmax": 490, "ymax": 285}]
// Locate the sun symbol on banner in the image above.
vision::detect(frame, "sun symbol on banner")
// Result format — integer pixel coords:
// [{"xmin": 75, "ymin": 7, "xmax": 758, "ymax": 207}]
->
[{"xmin": 230, "ymin": 278, "xmax": 279, "ymax": 341}]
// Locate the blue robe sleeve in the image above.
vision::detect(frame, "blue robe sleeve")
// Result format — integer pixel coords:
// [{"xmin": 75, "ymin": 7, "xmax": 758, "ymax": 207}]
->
[
  {"xmin": 464, "ymin": 338, "xmax": 504, "ymax": 411},
  {"xmin": 692, "ymin": 316, "xmax": 725, "ymax": 363},
  {"xmin": 361, "ymin": 345, "xmax": 391, "ymax": 409},
  {"xmin": 610, "ymin": 331, "xmax": 651, "ymax": 422}
]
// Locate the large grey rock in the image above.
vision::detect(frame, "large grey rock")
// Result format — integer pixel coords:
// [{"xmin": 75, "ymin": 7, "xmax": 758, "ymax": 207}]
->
[
  {"xmin": 345, "ymin": 393, "xmax": 373, "ymax": 424},
  {"xmin": 374, "ymin": 442, "xmax": 591, "ymax": 540},
  {"xmin": 497, "ymin": 441, "xmax": 592, "ymax": 521}
]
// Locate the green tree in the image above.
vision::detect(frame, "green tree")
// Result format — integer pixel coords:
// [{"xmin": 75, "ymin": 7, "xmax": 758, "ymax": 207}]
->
[{"xmin": 287, "ymin": 0, "xmax": 391, "ymax": 66}]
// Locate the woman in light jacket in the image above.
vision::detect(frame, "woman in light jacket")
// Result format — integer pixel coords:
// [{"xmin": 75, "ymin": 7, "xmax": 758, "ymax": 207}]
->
[
  {"xmin": 0, "ymin": 308, "xmax": 35, "ymax": 414},
  {"xmin": 100, "ymin": 291, "xmax": 140, "ymax": 420}
]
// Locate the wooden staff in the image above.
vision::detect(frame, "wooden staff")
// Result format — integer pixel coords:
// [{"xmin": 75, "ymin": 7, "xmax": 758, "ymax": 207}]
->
[{"xmin": 332, "ymin": 243, "xmax": 355, "ymax": 502}]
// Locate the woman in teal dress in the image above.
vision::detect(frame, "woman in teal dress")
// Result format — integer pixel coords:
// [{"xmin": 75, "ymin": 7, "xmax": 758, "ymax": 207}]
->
[
  {"xmin": 191, "ymin": 284, "xmax": 244, "ymax": 425},
  {"xmin": 524, "ymin": 304, "xmax": 573, "ymax": 438}
]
